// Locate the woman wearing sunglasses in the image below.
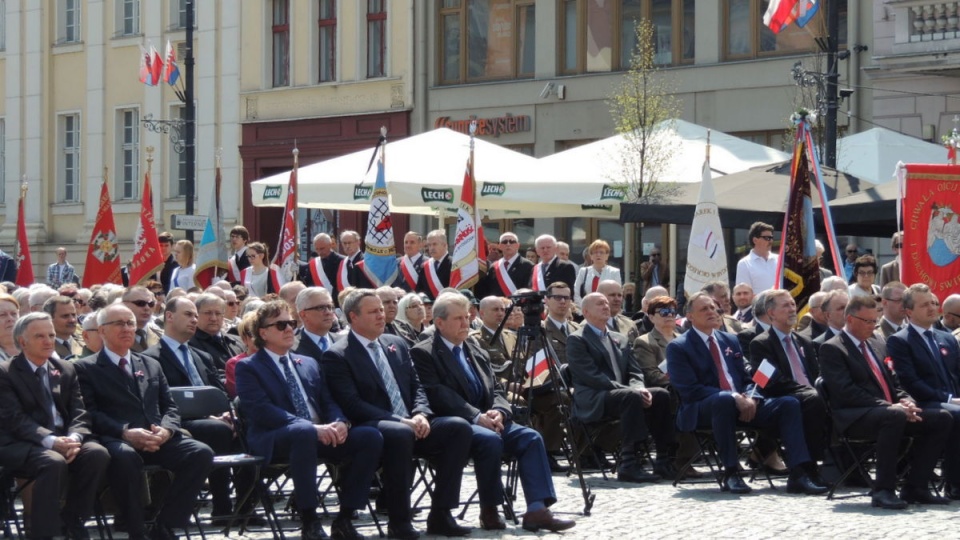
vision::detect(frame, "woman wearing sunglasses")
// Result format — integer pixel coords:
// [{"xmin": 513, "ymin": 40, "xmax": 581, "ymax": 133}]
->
[
  {"xmin": 633, "ymin": 295, "xmax": 679, "ymax": 390},
  {"xmin": 241, "ymin": 242, "xmax": 285, "ymax": 298},
  {"xmin": 573, "ymin": 239, "xmax": 622, "ymax": 305}
]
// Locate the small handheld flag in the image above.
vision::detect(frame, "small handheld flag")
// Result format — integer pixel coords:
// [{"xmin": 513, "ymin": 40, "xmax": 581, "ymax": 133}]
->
[{"xmin": 752, "ymin": 359, "xmax": 777, "ymax": 389}]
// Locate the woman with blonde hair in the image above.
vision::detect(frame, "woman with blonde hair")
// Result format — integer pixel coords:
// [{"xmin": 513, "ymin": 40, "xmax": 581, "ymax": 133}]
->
[
  {"xmin": 170, "ymin": 239, "xmax": 196, "ymax": 292},
  {"xmin": 574, "ymin": 239, "xmax": 622, "ymax": 304},
  {"xmin": 0, "ymin": 294, "xmax": 20, "ymax": 361}
]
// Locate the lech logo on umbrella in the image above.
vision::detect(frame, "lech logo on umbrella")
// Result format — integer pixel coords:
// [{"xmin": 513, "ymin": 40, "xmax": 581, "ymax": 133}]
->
[
  {"xmin": 421, "ymin": 188, "xmax": 454, "ymax": 203},
  {"xmin": 262, "ymin": 185, "xmax": 282, "ymax": 199},
  {"xmin": 354, "ymin": 184, "xmax": 373, "ymax": 200},
  {"xmin": 600, "ymin": 184, "xmax": 625, "ymax": 200}
]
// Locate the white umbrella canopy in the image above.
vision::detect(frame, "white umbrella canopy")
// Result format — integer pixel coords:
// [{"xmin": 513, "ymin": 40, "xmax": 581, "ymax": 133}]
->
[
  {"xmin": 251, "ymin": 127, "xmax": 614, "ymax": 217},
  {"xmin": 836, "ymin": 127, "xmax": 947, "ymax": 185},
  {"xmin": 532, "ymin": 119, "xmax": 790, "ymax": 205}
]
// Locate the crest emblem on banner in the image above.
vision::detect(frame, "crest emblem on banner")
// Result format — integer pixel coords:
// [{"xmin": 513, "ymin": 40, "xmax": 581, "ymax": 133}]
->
[{"xmin": 927, "ymin": 203, "xmax": 960, "ymax": 266}]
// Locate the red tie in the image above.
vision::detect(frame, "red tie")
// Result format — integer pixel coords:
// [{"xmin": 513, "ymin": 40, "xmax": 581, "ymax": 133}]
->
[
  {"xmin": 708, "ymin": 335, "xmax": 732, "ymax": 391},
  {"xmin": 591, "ymin": 275, "xmax": 600, "ymax": 293},
  {"xmin": 860, "ymin": 341, "xmax": 892, "ymax": 402},
  {"xmin": 783, "ymin": 335, "xmax": 811, "ymax": 386}
]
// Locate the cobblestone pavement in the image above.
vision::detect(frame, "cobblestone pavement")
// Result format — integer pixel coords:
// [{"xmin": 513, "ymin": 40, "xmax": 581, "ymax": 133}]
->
[{"xmin": 188, "ymin": 465, "xmax": 960, "ymax": 540}]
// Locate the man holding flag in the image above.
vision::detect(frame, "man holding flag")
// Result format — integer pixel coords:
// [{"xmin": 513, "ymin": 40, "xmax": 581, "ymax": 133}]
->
[{"xmin": 748, "ymin": 290, "xmax": 828, "ymax": 475}]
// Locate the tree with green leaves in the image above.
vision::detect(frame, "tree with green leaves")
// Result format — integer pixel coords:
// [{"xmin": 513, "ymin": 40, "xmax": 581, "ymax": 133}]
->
[{"xmin": 608, "ymin": 18, "xmax": 681, "ymax": 203}]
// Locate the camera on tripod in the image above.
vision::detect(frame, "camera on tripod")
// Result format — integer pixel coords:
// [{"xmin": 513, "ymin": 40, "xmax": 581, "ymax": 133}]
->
[{"xmin": 509, "ymin": 289, "xmax": 547, "ymax": 327}]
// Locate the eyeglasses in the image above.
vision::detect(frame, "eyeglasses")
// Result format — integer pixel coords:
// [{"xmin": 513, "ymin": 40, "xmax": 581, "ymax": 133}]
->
[
  {"xmin": 128, "ymin": 300, "xmax": 156, "ymax": 308},
  {"xmin": 650, "ymin": 253, "xmax": 661, "ymax": 258},
  {"xmin": 264, "ymin": 320, "xmax": 297, "ymax": 331},
  {"xmin": 857, "ymin": 270, "xmax": 875, "ymax": 276},
  {"xmin": 893, "ymin": 244, "xmax": 902, "ymax": 249},
  {"xmin": 406, "ymin": 303, "xmax": 423, "ymax": 309},
  {"xmin": 73, "ymin": 299, "xmax": 87, "ymax": 306},
  {"xmin": 102, "ymin": 320, "xmax": 137, "ymax": 328},
  {"xmin": 547, "ymin": 295, "xmax": 571, "ymax": 301},
  {"xmin": 851, "ymin": 315, "xmax": 879, "ymax": 326},
  {"xmin": 846, "ymin": 249, "xmax": 858, "ymax": 254},
  {"xmin": 759, "ymin": 236, "xmax": 775, "ymax": 241},
  {"xmin": 500, "ymin": 239, "xmax": 518, "ymax": 244},
  {"xmin": 655, "ymin": 308, "xmax": 677, "ymax": 317},
  {"xmin": 226, "ymin": 301, "xmax": 239, "ymax": 307},
  {"xmin": 303, "ymin": 304, "xmax": 335, "ymax": 313}
]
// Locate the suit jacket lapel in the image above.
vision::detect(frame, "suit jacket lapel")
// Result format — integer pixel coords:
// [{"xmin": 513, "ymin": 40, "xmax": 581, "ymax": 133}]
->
[
  {"xmin": 161, "ymin": 341, "xmax": 191, "ymax": 381},
  {"xmin": 13, "ymin": 356, "xmax": 52, "ymax": 426},
  {"xmin": 435, "ymin": 338, "xmax": 473, "ymax": 400},
  {"xmin": 843, "ymin": 333, "xmax": 885, "ymax": 396},
  {"xmin": 377, "ymin": 337, "xmax": 407, "ymax": 404},
  {"xmin": 130, "ymin": 355, "xmax": 149, "ymax": 398},
  {"xmin": 350, "ymin": 334, "xmax": 389, "ymax": 398}
]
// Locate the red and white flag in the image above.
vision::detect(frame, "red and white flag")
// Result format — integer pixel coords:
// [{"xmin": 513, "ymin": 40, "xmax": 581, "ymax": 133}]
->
[
  {"xmin": 451, "ymin": 157, "xmax": 481, "ymax": 290},
  {"xmin": 272, "ymin": 150, "xmax": 299, "ymax": 283},
  {"xmin": 83, "ymin": 178, "xmax": 122, "ymax": 286},
  {"xmin": 15, "ymin": 187, "xmax": 33, "ymax": 286},
  {"xmin": 150, "ymin": 44, "xmax": 164, "ymax": 86},
  {"xmin": 752, "ymin": 359, "xmax": 777, "ymax": 388},
  {"xmin": 129, "ymin": 165, "xmax": 165, "ymax": 285}
]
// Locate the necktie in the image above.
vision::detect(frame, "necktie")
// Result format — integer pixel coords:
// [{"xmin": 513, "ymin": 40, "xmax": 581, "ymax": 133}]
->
[
  {"xmin": 118, "ymin": 357, "xmax": 132, "ymax": 378},
  {"xmin": 452, "ymin": 345, "xmax": 483, "ymax": 404},
  {"xmin": 923, "ymin": 330, "xmax": 954, "ymax": 393},
  {"xmin": 178, "ymin": 344, "xmax": 205, "ymax": 386},
  {"xmin": 35, "ymin": 367, "xmax": 57, "ymax": 430},
  {"xmin": 859, "ymin": 341, "xmax": 893, "ymax": 402},
  {"xmin": 136, "ymin": 329, "xmax": 147, "ymax": 344},
  {"xmin": 317, "ymin": 335, "xmax": 328, "ymax": 352},
  {"xmin": 560, "ymin": 324, "xmax": 568, "ymax": 337},
  {"xmin": 783, "ymin": 335, "xmax": 810, "ymax": 386},
  {"xmin": 651, "ymin": 265, "xmax": 659, "ymax": 286},
  {"xmin": 598, "ymin": 329, "xmax": 623, "ymax": 382},
  {"xmin": 591, "ymin": 274, "xmax": 600, "ymax": 293},
  {"xmin": 503, "ymin": 260, "xmax": 510, "ymax": 272},
  {"xmin": 279, "ymin": 356, "xmax": 311, "ymax": 420},
  {"xmin": 708, "ymin": 335, "xmax": 733, "ymax": 391},
  {"xmin": 367, "ymin": 342, "xmax": 408, "ymax": 418}
]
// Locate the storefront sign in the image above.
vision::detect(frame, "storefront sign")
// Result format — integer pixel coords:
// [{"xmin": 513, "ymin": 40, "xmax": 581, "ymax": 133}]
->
[{"xmin": 434, "ymin": 113, "xmax": 532, "ymax": 138}]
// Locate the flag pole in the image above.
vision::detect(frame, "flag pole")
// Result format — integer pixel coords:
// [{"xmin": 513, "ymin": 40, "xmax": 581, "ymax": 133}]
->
[{"xmin": 292, "ymin": 145, "xmax": 300, "ymax": 265}]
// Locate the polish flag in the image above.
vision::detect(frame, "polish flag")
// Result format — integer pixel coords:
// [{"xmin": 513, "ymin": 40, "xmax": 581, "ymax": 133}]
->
[{"xmin": 752, "ymin": 359, "xmax": 777, "ymax": 388}]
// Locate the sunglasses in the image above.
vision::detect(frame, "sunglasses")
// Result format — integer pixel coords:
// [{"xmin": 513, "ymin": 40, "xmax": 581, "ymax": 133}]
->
[
  {"xmin": 548, "ymin": 295, "xmax": 571, "ymax": 301},
  {"xmin": 129, "ymin": 300, "xmax": 156, "ymax": 308},
  {"xmin": 226, "ymin": 301, "xmax": 239, "ymax": 307},
  {"xmin": 759, "ymin": 236, "xmax": 775, "ymax": 241},
  {"xmin": 73, "ymin": 299, "xmax": 87, "ymax": 306},
  {"xmin": 656, "ymin": 308, "xmax": 677, "ymax": 317},
  {"xmin": 264, "ymin": 320, "xmax": 297, "ymax": 331},
  {"xmin": 500, "ymin": 239, "xmax": 518, "ymax": 244}
]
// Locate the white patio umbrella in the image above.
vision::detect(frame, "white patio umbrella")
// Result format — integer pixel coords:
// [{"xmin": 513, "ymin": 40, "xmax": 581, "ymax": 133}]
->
[{"xmin": 836, "ymin": 127, "xmax": 947, "ymax": 185}]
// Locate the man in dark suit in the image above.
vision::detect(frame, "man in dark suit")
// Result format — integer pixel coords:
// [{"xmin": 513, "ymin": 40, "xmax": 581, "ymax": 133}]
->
[
  {"xmin": 190, "ymin": 293, "xmax": 245, "ymax": 370},
  {"xmin": 394, "ymin": 231, "xmax": 425, "ymax": 292},
  {"xmin": 797, "ymin": 291, "xmax": 829, "ymax": 339},
  {"xmin": 748, "ymin": 290, "xmax": 827, "ymax": 470},
  {"xmin": 533, "ymin": 235, "xmax": 576, "ymax": 292},
  {"xmin": 887, "ymin": 283, "xmax": 960, "ymax": 499},
  {"xmin": 300, "ymin": 233, "xmax": 346, "ymax": 305},
  {"xmin": 75, "ymin": 304, "xmax": 214, "ymax": 540},
  {"xmin": 338, "ymin": 230, "xmax": 365, "ymax": 288},
  {"xmin": 567, "ymin": 293, "xmax": 676, "ymax": 482},
  {"xmin": 141, "ymin": 297, "xmax": 244, "ymax": 524},
  {"xmin": 737, "ymin": 292, "xmax": 772, "ymax": 362},
  {"xmin": 480, "ymin": 232, "xmax": 533, "ymax": 298},
  {"xmin": 227, "ymin": 226, "xmax": 251, "ymax": 285},
  {"xmin": 156, "ymin": 232, "xmax": 177, "ymax": 292},
  {"xmin": 322, "ymin": 289, "xmax": 473, "ymax": 540},
  {"xmin": 43, "ymin": 296, "xmax": 85, "ymax": 360},
  {"xmin": 667, "ymin": 292, "xmax": 826, "ymax": 495},
  {"xmin": 732, "ymin": 283, "xmax": 755, "ymax": 324},
  {"xmin": 417, "ymin": 230, "xmax": 451, "ymax": 301},
  {"xmin": 812, "ymin": 290, "xmax": 848, "ymax": 350},
  {"xmin": 121, "ymin": 287, "xmax": 163, "ymax": 354},
  {"xmin": 0, "ymin": 313, "xmax": 110, "ymax": 539},
  {"xmin": 0, "ymin": 248, "xmax": 17, "ymax": 283},
  {"xmin": 293, "ymin": 287, "xmax": 341, "ymax": 365},
  {"xmin": 875, "ymin": 281, "xmax": 906, "ymax": 341},
  {"xmin": 236, "ymin": 300, "xmax": 381, "ymax": 540},
  {"xmin": 819, "ymin": 294, "xmax": 951, "ymax": 509},
  {"xmin": 411, "ymin": 293, "xmax": 575, "ymax": 533}
]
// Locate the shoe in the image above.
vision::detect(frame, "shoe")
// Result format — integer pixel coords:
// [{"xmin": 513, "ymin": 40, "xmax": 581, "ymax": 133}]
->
[
  {"xmin": 521, "ymin": 508, "xmax": 576, "ymax": 533},
  {"xmin": 616, "ymin": 465, "xmax": 661, "ymax": 484},
  {"xmin": 330, "ymin": 516, "xmax": 364, "ymax": 540},
  {"xmin": 149, "ymin": 524, "xmax": 176, "ymax": 540},
  {"xmin": 871, "ymin": 489, "xmax": 908, "ymax": 510},
  {"xmin": 945, "ymin": 484, "xmax": 960, "ymax": 500},
  {"xmin": 720, "ymin": 470, "xmax": 752, "ymax": 494},
  {"xmin": 425, "ymin": 510, "xmax": 471, "ymax": 537},
  {"xmin": 548, "ymin": 454, "xmax": 570, "ymax": 473},
  {"xmin": 61, "ymin": 513, "xmax": 90, "ymax": 540},
  {"xmin": 479, "ymin": 506, "xmax": 505, "ymax": 530},
  {"xmin": 900, "ymin": 485, "xmax": 951, "ymax": 505},
  {"xmin": 302, "ymin": 520, "xmax": 330, "ymax": 540},
  {"xmin": 786, "ymin": 472, "xmax": 829, "ymax": 495},
  {"xmin": 386, "ymin": 521, "xmax": 420, "ymax": 540},
  {"xmin": 652, "ymin": 459, "xmax": 679, "ymax": 481}
]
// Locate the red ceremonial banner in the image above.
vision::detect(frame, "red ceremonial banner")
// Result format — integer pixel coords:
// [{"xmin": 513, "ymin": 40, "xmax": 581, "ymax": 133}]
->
[
  {"xmin": 129, "ymin": 169, "xmax": 165, "ymax": 285},
  {"xmin": 83, "ymin": 181, "xmax": 123, "ymax": 287},
  {"xmin": 15, "ymin": 194, "xmax": 34, "ymax": 286},
  {"xmin": 902, "ymin": 164, "xmax": 960, "ymax": 299}
]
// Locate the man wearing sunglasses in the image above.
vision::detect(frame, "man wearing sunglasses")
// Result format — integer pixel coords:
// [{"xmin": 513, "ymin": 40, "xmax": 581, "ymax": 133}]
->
[
  {"xmin": 236, "ymin": 300, "xmax": 382, "ymax": 540},
  {"xmin": 735, "ymin": 222, "xmax": 779, "ymax": 294},
  {"xmin": 122, "ymin": 286, "xmax": 163, "ymax": 353},
  {"xmin": 879, "ymin": 231, "xmax": 903, "ymax": 288},
  {"xmin": 293, "ymin": 287, "xmax": 341, "ymax": 363},
  {"xmin": 479, "ymin": 232, "xmax": 533, "ymax": 298}
]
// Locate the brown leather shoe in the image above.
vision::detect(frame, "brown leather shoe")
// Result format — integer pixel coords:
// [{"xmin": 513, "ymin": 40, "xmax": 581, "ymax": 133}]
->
[
  {"xmin": 479, "ymin": 506, "xmax": 505, "ymax": 530},
  {"xmin": 521, "ymin": 508, "xmax": 576, "ymax": 533}
]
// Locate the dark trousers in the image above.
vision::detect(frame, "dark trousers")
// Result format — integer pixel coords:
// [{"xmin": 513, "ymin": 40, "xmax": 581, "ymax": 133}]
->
[
  {"xmin": 603, "ymin": 386, "xmax": 675, "ymax": 456},
  {"xmin": 370, "ymin": 416, "xmax": 472, "ymax": 525},
  {"xmin": 695, "ymin": 393, "xmax": 811, "ymax": 469},
  {"xmin": 939, "ymin": 402, "xmax": 960, "ymax": 487},
  {"xmin": 844, "ymin": 405, "xmax": 951, "ymax": 491},
  {"xmin": 183, "ymin": 417, "xmax": 249, "ymax": 515},
  {"xmin": 791, "ymin": 388, "xmax": 828, "ymax": 462},
  {"xmin": 271, "ymin": 423, "xmax": 382, "ymax": 512},
  {"xmin": 104, "ymin": 435, "xmax": 214, "ymax": 535},
  {"xmin": 530, "ymin": 391, "xmax": 567, "ymax": 452},
  {"xmin": 15, "ymin": 442, "xmax": 110, "ymax": 537},
  {"xmin": 470, "ymin": 421, "xmax": 555, "ymax": 508}
]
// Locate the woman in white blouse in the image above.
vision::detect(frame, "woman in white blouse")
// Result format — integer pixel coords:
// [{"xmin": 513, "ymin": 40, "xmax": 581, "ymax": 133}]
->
[
  {"xmin": 574, "ymin": 239, "xmax": 622, "ymax": 304},
  {"xmin": 241, "ymin": 242, "xmax": 284, "ymax": 298},
  {"xmin": 170, "ymin": 239, "xmax": 196, "ymax": 292}
]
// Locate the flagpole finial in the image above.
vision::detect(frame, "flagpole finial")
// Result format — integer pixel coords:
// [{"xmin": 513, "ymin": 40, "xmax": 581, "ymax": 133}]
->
[
  {"xmin": 469, "ymin": 121, "xmax": 477, "ymax": 137},
  {"xmin": 19, "ymin": 179, "xmax": 27, "ymax": 199},
  {"xmin": 103, "ymin": 166, "xmax": 109, "ymax": 184},
  {"xmin": 380, "ymin": 126, "xmax": 387, "ymax": 138}
]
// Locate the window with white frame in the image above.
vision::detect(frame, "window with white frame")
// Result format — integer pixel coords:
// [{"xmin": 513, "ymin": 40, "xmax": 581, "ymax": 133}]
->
[
  {"xmin": 117, "ymin": 0, "xmax": 140, "ymax": 36},
  {"xmin": 59, "ymin": 114, "xmax": 81, "ymax": 202},
  {"xmin": 117, "ymin": 109, "xmax": 140, "ymax": 200},
  {"xmin": 0, "ymin": 119, "xmax": 5, "ymax": 204},
  {"xmin": 170, "ymin": 0, "xmax": 195, "ymax": 30},
  {"xmin": 318, "ymin": 0, "xmax": 336, "ymax": 82},
  {"xmin": 170, "ymin": 106, "xmax": 188, "ymax": 197},
  {"xmin": 58, "ymin": 0, "xmax": 81, "ymax": 44},
  {"xmin": 367, "ymin": 0, "xmax": 386, "ymax": 78},
  {"xmin": 272, "ymin": 0, "xmax": 290, "ymax": 87}
]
